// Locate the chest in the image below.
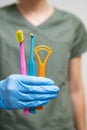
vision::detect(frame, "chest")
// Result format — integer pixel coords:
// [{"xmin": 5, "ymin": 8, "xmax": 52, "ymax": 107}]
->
[{"xmin": 0, "ymin": 22, "xmax": 74, "ymax": 84}]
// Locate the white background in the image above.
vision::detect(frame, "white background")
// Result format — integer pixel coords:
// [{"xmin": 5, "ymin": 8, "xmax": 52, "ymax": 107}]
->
[{"xmin": 0, "ymin": 0, "xmax": 87, "ymax": 127}]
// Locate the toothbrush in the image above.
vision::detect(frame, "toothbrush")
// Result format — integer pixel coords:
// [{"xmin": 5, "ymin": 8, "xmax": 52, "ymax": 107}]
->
[
  {"xmin": 28, "ymin": 33, "xmax": 36, "ymax": 114},
  {"xmin": 16, "ymin": 30, "xmax": 30, "ymax": 115}
]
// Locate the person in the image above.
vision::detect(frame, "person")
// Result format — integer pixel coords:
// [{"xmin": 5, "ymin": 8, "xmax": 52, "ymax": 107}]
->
[{"xmin": 0, "ymin": 0, "xmax": 87, "ymax": 130}]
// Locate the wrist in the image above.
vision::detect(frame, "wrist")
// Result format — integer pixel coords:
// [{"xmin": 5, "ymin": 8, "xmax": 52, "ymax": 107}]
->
[
  {"xmin": 0, "ymin": 96, "xmax": 7, "ymax": 110},
  {"xmin": 0, "ymin": 95, "xmax": 3, "ymax": 109},
  {"xmin": 0, "ymin": 80, "xmax": 7, "ymax": 109}
]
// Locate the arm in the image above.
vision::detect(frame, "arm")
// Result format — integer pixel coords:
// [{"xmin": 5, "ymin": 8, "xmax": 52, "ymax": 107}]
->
[{"xmin": 68, "ymin": 57, "xmax": 86, "ymax": 130}]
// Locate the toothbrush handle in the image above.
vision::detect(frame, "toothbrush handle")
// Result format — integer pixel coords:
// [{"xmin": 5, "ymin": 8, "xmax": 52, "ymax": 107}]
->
[
  {"xmin": 20, "ymin": 42, "xmax": 26, "ymax": 74},
  {"xmin": 28, "ymin": 59, "xmax": 35, "ymax": 76},
  {"xmin": 20, "ymin": 42, "xmax": 30, "ymax": 115},
  {"xmin": 28, "ymin": 59, "xmax": 37, "ymax": 114}
]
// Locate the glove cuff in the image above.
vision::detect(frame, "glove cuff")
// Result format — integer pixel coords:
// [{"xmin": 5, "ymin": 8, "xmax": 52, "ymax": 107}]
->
[
  {"xmin": 0, "ymin": 97, "xmax": 4, "ymax": 109},
  {"xmin": 0, "ymin": 95, "xmax": 8, "ymax": 110}
]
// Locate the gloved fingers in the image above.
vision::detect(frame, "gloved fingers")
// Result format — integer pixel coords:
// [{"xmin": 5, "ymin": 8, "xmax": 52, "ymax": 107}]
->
[
  {"xmin": 17, "ymin": 93, "xmax": 58, "ymax": 101},
  {"xmin": 0, "ymin": 99, "xmax": 48, "ymax": 110},
  {"xmin": 17, "ymin": 100, "xmax": 48, "ymax": 109},
  {"xmin": 19, "ymin": 85, "xmax": 60, "ymax": 94},
  {"xmin": 11, "ymin": 74, "xmax": 54, "ymax": 85}
]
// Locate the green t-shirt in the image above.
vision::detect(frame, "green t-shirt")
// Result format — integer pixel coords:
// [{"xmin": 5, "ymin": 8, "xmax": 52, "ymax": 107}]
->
[{"xmin": 0, "ymin": 4, "xmax": 87, "ymax": 130}]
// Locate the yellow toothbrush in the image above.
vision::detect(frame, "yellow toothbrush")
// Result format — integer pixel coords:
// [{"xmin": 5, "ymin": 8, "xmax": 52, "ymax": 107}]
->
[{"xmin": 16, "ymin": 30, "xmax": 30, "ymax": 115}]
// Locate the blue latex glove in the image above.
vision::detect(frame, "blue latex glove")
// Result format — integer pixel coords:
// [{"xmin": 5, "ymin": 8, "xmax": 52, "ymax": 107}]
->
[{"xmin": 0, "ymin": 74, "xmax": 60, "ymax": 110}]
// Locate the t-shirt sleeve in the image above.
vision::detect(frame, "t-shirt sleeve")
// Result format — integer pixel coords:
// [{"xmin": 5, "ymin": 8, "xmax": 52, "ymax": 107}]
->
[{"xmin": 70, "ymin": 17, "xmax": 87, "ymax": 59}]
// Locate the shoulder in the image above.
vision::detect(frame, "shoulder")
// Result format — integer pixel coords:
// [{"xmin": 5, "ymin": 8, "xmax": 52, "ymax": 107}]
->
[
  {"xmin": 0, "ymin": 4, "xmax": 17, "ymax": 38},
  {"xmin": 0, "ymin": 4, "xmax": 16, "ymax": 21},
  {"xmin": 55, "ymin": 8, "xmax": 84, "ymax": 28},
  {"xmin": 0, "ymin": 4, "xmax": 14, "ymax": 15},
  {"xmin": 55, "ymin": 8, "xmax": 81, "ymax": 21}
]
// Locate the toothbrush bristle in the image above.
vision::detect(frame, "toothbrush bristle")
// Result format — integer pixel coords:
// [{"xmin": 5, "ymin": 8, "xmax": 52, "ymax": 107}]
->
[
  {"xmin": 30, "ymin": 33, "xmax": 34, "ymax": 37},
  {"xmin": 16, "ymin": 30, "xmax": 24, "ymax": 43}
]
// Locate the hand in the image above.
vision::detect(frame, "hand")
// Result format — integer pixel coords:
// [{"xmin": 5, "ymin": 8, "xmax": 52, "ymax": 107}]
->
[{"xmin": 0, "ymin": 74, "xmax": 60, "ymax": 110}]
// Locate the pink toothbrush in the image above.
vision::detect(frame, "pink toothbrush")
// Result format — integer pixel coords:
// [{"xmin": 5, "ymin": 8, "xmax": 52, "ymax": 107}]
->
[{"xmin": 16, "ymin": 30, "xmax": 30, "ymax": 115}]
